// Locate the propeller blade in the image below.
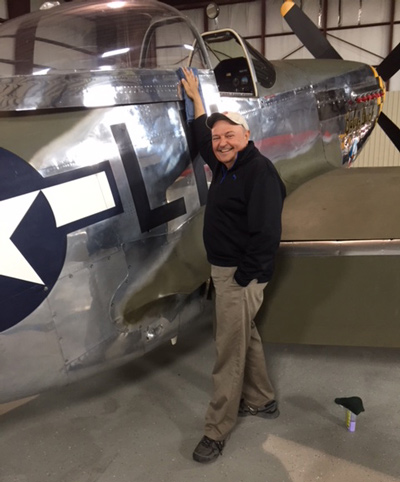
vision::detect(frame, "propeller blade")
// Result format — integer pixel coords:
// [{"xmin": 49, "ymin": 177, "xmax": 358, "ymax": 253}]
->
[
  {"xmin": 376, "ymin": 42, "xmax": 400, "ymax": 82},
  {"xmin": 378, "ymin": 112, "xmax": 400, "ymax": 152},
  {"xmin": 281, "ymin": 1, "xmax": 342, "ymax": 60}
]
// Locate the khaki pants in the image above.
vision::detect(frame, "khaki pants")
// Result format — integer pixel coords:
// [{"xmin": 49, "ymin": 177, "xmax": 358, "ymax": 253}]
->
[{"xmin": 204, "ymin": 265, "xmax": 275, "ymax": 441}]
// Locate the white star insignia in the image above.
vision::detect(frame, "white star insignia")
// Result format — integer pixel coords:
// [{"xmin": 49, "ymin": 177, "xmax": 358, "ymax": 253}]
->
[
  {"xmin": 0, "ymin": 171, "xmax": 116, "ymax": 286},
  {"xmin": 0, "ymin": 191, "xmax": 44, "ymax": 284}
]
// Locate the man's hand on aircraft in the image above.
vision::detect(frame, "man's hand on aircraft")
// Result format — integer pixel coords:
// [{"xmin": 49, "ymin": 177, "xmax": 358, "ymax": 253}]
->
[
  {"xmin": 181, "ymin": 67, "xmax": 199, "ymax": 99},
  {"xmin": 181, "ymin": 67, "xmax": 206, "ymax": 119}
]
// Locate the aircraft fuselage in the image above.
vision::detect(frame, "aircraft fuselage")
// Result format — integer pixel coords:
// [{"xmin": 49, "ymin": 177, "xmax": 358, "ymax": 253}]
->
[{"xmin": 0, "ymin": 0, "xmax": 386, "ymax": 403}]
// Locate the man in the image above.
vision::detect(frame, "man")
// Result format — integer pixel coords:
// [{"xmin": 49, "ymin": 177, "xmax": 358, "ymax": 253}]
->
[{"xmin": 181, "ymin": 68, "xmax": 286, "ymax": 463}]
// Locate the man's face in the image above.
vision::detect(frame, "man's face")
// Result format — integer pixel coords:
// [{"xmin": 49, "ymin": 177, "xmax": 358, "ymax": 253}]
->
[{"xmin": 211, "ymin": 120, "xmax": 250, "ymax": 169}]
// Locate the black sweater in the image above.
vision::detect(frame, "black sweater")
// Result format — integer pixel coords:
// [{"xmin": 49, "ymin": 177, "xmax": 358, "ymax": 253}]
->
[{"xmin": 194, "ymin": 114, "xmax": 286, "ymax": 286}]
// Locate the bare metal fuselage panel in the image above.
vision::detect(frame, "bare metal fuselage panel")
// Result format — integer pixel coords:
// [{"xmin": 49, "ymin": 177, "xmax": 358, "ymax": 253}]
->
[{"xmin": 0, "ymin": 0, "xmax": 388, "ymax": 403}]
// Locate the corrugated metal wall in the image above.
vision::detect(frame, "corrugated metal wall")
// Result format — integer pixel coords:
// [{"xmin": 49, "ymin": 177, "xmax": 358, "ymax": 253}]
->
[{"xmin": 352, "ymin": 92, "xmax": 400, "ymax": 167}]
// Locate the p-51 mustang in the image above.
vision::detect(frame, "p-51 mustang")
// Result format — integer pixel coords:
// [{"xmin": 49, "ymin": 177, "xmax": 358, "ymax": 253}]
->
[{"xmin": 0, "ymin": 0, "xmax": 399, "ymax": 403}]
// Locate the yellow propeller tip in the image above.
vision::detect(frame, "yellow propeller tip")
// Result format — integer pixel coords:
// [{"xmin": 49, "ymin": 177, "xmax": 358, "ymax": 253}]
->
[{"xmin": 281, "ymin": 1, "xmax": 295, "ymax": 17}]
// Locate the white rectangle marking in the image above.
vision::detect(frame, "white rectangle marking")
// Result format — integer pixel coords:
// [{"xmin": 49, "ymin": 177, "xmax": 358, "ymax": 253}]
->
[{"xmin": 42, "ymin": 172, "xmax": 116, "ymax": 228}]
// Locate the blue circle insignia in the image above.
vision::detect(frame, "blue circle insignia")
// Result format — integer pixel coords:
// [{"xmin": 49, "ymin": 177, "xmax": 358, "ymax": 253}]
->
[{"xmin": 0, "ymin": 148, "xmax": 67, "ymax": 332}]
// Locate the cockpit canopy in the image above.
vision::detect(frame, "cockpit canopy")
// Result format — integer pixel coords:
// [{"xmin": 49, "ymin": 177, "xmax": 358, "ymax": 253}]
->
[{"xmin": 0, "ymin": 0, "xmax": 208, "ymax": 77}]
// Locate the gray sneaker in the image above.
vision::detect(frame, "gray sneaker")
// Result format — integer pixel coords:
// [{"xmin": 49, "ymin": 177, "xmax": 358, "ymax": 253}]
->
[
  {"xmin": 193, "ymin": 435, "xmax": 225, "ymax": 463},
  {"xmin": 238, "ymin": 399, "xmax": 280, "ymax": 419}
]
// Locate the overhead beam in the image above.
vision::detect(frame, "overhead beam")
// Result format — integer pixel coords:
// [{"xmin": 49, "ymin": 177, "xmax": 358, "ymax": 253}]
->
[
  {"xmin": 7, "ymin": 0, "xmax": 30, "ymax": 19},
  {"xmin": 387, "ymin": 0, "xmax": 396, "ymax": 90},
  {"xmin": 255, "ymin": 20, "xmax": 400, "ymax": 39},
  {"xmin": 322, "ymin": 0, "xmax": 328, "ymax": 37},
  {"xmin": 203, "ymin": 5, "xmax": 208, "ymax": 32},
  {"xmin": 261, "ymin": 0, "xmax": 266, "ymax": 56}
]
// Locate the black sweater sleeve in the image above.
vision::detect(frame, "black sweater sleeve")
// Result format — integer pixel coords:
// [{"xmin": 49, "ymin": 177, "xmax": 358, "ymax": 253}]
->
[
  {"xmin": 234, "ymin": 165, "xmax": 285, "ymax": 286},
  {"xmin": 193, "ymin": 114, "xmax": 218, "ymax": 171}
]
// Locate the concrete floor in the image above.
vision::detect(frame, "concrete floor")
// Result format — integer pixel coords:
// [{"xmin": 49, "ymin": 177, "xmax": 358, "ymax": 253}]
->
[{"xmin": 1, "ymin": 314, "xmax": 400, "ymax": 482}]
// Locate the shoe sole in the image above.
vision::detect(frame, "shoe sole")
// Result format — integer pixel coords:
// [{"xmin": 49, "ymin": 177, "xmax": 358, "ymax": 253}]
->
[
  {"xmin": 238, "ymin": 408, "xmax": 280, "ymax": 419},
  {"xmin": 193, "ymin": 452, "xmax": 220, "ymax": 463}
]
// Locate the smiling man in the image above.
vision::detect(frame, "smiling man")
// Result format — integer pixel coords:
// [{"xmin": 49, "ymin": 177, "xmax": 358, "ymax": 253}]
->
[
  {"xmin": 181, "ymin": 68, "xmax": 286, "ymax": 463},
  {"xmin": 209, "ymin": 112, "xmax": 250, "ymax": 168}
]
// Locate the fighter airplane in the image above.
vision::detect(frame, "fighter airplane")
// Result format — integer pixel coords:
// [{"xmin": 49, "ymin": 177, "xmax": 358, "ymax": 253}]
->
[{"xmin": 0, "ymin": 0, "xmax": 399, "ymax": 403}]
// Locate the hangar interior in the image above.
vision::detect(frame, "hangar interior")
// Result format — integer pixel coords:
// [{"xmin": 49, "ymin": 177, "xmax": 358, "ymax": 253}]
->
[
  {"xmin": 1, "ymin": 0, "xmax": 399, "ymax": 167},
  {"xmin": 0, "ymin": 1, "xmax": 400, "ymax": 481}
]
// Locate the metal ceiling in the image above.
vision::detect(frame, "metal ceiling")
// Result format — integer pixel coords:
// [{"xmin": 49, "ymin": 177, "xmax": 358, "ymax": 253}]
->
[
  {"xmin": 1, "ymin": 0, "xmax": 255, "ymax": 21},
  {"xmin": 1, "ymin": 1, "xmax": 397, "ymax": 62}
]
